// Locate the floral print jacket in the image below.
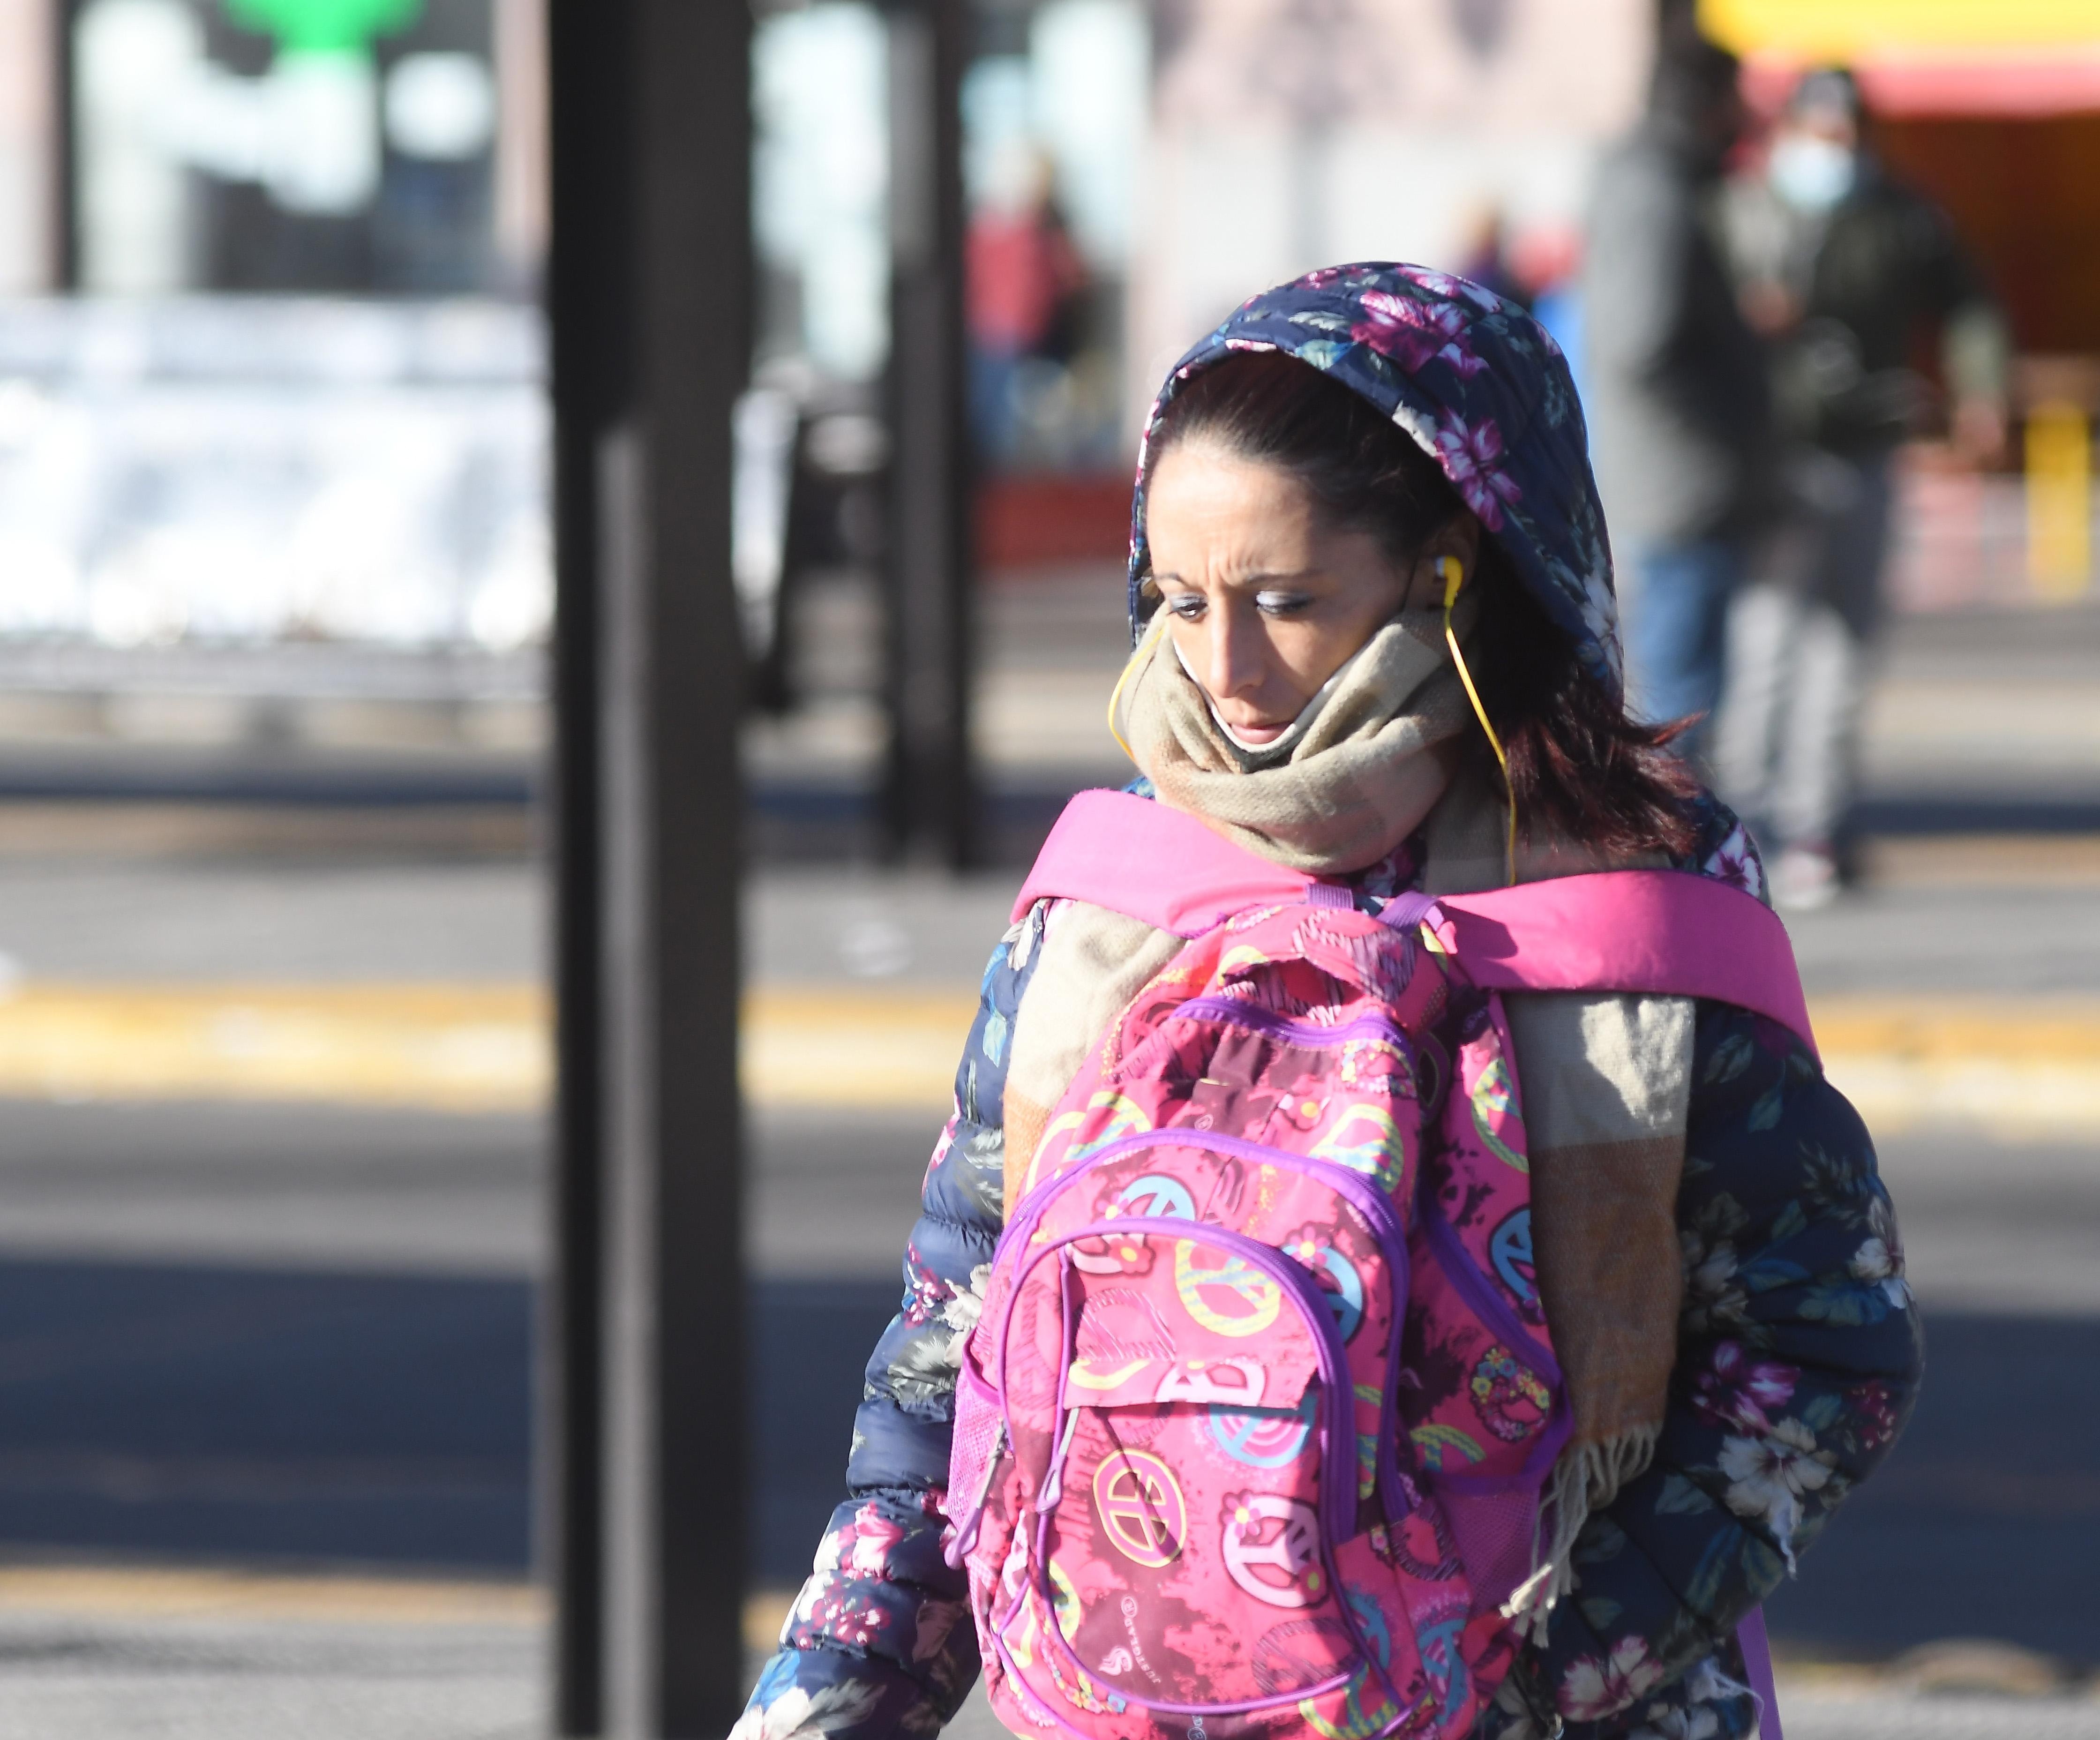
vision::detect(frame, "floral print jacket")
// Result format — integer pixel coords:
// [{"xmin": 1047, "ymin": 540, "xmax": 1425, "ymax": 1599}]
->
[{"xmin": 737, "ymin": 800, "xmax": 1923, "ymax": 1740}]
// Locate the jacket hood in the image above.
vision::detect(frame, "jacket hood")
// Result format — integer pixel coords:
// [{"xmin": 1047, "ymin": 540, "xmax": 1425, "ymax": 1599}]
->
[{"xmin": 1128, "ymin": 262, "xmax": 1622, "ymax": 693}]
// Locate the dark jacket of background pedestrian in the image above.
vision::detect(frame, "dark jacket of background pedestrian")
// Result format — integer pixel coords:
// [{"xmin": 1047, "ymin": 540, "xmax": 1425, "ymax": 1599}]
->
[
  {"xmin": 1727, "ymin": 73, "xmax": 2008, "ymax": 463},
  {"xmin": 1583, "ymin": 32, "xmax": 1772, "ymax": 548}
]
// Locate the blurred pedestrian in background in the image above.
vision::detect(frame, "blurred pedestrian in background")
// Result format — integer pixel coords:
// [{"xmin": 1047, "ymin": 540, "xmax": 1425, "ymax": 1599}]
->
[
  {"xmin": 1717, "ymin": 69, "xmax": 2010, "ymax": 908},
  {"xmin": 965, "ymin": 145, "xmax": 1090, "ymax": 467},
  {"xmin": 1583, "ymin": 21, "xmax": 1773, "ymax": 764}
]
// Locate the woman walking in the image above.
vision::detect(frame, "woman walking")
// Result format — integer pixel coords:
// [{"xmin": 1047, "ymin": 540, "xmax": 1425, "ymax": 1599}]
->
[{"xmin": 737, "ymin": 265, "xmax": 1920, "ymax": 1740}]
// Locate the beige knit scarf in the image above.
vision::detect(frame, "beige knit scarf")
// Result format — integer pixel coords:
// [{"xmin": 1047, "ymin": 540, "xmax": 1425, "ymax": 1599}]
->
[
  {"xmin": 1004, "ymin": 619, "xmax": 1694, "ymax": 1622},
  {"xmin": 1114, "ymin": 603, "xmax": 1477, "ymax": 871}
]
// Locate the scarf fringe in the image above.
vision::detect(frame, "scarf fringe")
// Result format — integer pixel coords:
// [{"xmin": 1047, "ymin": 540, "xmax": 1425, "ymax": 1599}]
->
[{"xmin": 1502, "ymin": 1428, "xmax": 1661, "ymax": 1644}]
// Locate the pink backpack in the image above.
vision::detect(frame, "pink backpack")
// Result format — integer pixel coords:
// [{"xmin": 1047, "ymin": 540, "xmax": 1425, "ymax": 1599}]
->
[{"xmin": 946, "ymin": 793, "xmax": 1807, "ymax": 1740}]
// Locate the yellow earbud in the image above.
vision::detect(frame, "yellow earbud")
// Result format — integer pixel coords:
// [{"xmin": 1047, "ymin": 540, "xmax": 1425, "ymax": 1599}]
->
[{"xmin": 1438, "ymin": 555, "xmax": 1518, "ymax": 886}]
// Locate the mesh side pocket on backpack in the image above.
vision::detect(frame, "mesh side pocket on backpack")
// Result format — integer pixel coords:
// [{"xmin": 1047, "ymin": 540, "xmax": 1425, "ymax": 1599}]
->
[
  {"xmin": 1436, "ymin": 1479, "xmax": 1541, "ymax": 1617},
  {"xmin": 944, "ymin": 1354, "xmax": 1005, "ymax": 1567}
]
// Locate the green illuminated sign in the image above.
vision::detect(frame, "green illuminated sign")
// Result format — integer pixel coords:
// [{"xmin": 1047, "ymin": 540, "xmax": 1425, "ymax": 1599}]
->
[{"xmin": 222, "ymin": 0, "xmax": 425, "ymax": 56}]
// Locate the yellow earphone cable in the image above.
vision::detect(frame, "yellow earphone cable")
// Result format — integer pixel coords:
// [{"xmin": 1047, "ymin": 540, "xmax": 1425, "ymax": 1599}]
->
[
  {"xmin": 1441, "ymin": 555, "xmax": 1517, "ymax": 886},
  {"xmin": 1106, "ymin": 612, "xmax": 1166, "ymax": 764}
]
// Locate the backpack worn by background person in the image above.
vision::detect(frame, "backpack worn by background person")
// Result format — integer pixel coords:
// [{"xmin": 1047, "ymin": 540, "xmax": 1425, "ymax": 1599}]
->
[{"xmin": 944, "ymin": 793, "xmax": 1808, "ymax": 1740}]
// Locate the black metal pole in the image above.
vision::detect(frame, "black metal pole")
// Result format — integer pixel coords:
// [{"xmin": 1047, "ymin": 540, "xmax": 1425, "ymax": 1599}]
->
[
  {"xmin": 547, "ymin": 0, "xmax": 750, "ymax": 1733},
  {"xmin": 53, "ymin": 0, "xmax": 78, "ymax": 291},
  {"xmin": 545, "ymin": 0, "xmax": 623, "ymax": 1724},
  {"xmin": 881, "ymin": 0, "xmax": 976, "ymax": 869}
]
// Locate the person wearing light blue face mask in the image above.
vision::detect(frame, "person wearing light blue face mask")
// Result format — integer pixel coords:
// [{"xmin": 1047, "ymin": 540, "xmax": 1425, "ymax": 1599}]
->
[
  {"xmin": 1772, "ymin": 102, "xmax": 1856, "ymax": 215},
  {"xmin": 1716, "ymin": 69, "xmax": 2010, "ymax": 909},
  {"xmin": 1767, "ymin": 122, "xmax": 1856, "ymax": 215}
]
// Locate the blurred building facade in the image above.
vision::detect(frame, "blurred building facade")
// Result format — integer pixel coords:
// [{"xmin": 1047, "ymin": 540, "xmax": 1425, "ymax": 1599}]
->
[
  {"xmin": 1131, "ymin": 0, "xmax": 1648, "ymax": 412},
  {"xmin": 68, "ymin": 0, "xmax": 541, "ymax": 296},
  {"xmin": 0, "ymin": 0, "xmax": 548, "ymax": 675}
]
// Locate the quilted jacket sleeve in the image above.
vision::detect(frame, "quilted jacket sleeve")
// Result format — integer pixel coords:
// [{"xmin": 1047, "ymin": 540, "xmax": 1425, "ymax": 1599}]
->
[
  {"xmin": 1491, "ymin": 1008, "xmax": 1924, "ymax": 1740},
  {"xmin": 734, "ymin": 909, "xmax": 1045, "ymax": 1740}
]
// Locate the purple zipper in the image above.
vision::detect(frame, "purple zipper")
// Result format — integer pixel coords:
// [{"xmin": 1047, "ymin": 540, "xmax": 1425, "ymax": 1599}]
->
[
  {"xmin": 1418, "ymin": 1196, "xmax": 1559, "ymax": 1379},
  {"xmin": 1002, "ymin": 1126, "xmax": 1408, "ymax": 1268},
  {"xmin": 1169, "ymin": 994, "xmax": 1413, "ymax": 1055}
]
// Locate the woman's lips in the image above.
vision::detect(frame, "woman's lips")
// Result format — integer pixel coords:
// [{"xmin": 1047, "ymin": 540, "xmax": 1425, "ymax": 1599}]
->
[{"xmin": 1222, "ymin": 716, "xmax": 1290, "ymax": 743}]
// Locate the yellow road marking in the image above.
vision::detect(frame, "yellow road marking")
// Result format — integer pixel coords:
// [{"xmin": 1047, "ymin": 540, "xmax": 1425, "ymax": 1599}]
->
[
  {"xmin": 742, "ymin": 987, "xmax": 975, "ymax": 1110},
  {"xmin": 1814, "ymin": 999, "xmax": 2100, "ymax": 1064},
  {"xmin": 0, "ymin": 1563, "xmax": 542, "ymax": 1625},
  {"xmin": 1815, "ymin": 997, "xmax": 2100, "ymax": 1140},
  {"xmin": 0, "ymin": 982, "xmax": 976, "ymax": 1113},
  {"xmin": 0, "ymin": 1562, "xmax": 802, "ymax": 1649},
  {"xmin": 0, "ymin": 984, "xmax": 550, "ymax": 1114},
  {"xmin": 0, "ymin": 983, "xmax": 2092, "ymax": 1133}
]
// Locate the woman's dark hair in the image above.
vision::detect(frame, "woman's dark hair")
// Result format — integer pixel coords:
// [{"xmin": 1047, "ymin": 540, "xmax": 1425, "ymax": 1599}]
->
[{"xmin": 1145, "ymin": 352, "xmax": 1702, "ymax": 862}]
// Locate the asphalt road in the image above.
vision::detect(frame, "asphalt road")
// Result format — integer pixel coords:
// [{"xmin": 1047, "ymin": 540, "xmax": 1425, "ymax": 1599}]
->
[{"xmin": 0, "ymin": 1098, "xmax": 928, "ymax": 1587}]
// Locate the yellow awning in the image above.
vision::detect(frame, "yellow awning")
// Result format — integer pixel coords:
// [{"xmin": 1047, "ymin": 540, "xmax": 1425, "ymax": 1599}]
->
[{"xmin": 1702, "ymin": 0, "xmax": 2100, "ymax": 59}]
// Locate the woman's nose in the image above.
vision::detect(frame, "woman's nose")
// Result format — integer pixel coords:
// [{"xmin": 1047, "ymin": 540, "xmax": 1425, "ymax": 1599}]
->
[{"xmin": 1203, "ymin": 607, "xmax": 1265, "ymax": 701}]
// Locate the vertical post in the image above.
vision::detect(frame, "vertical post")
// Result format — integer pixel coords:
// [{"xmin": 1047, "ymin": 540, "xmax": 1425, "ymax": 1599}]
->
[
  {"xmin": 547, "ymin": 0, "xmax": 750, "ymax": 1735},
  {"xmin": 52, "ymin": 0, "xmax": 77, "ymax": 291},
  {"xmin": 882, "ymin": 0, "xmax": 976, "ymax": 868},
  {"xmin": 547, "ymin": 4, "xmax": 625, "ymax": 1724}
]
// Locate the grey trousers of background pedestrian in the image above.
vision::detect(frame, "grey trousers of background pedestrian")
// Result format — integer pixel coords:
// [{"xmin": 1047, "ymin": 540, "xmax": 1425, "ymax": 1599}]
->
[{"xmin": 1716, "ymin": 450, "xmax": 1895, "ymax": 853}]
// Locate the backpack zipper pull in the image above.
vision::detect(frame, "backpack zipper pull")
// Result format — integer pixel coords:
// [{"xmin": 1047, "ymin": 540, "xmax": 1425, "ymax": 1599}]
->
[
  {"xmin": 1036, "ymin": 1407, "xmax": 1080, "ymax": 1513},
  {"xmin": 1037, "ymin": 1248, "xmax": 1083, "ymax": 1514},
  {"xmin": 944, "ymin": 1419, "xmax": 1008, "ymax": 1568}
]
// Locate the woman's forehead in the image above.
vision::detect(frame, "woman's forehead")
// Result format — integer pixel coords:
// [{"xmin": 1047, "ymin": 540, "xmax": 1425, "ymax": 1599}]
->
[{"xmin": 1145, "ymin": 448, "xmax": 1321, "ymax": 559}]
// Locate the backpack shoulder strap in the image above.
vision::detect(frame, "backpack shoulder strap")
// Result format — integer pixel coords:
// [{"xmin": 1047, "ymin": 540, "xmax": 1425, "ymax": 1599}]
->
[
  {"xmin": 1015, "ymin": 792, "xmax": 1816, "ymax": 1060},
  {"xmin": 1428, "ymin": 874, "xmax": 1818, "ymax": 1061},
  {"xmin": 1011, "ymin": 788, "xmax": 1311, "ymax": 938}
]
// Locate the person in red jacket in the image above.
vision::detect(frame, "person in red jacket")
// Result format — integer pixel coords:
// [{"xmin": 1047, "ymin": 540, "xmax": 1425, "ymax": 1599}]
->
[{"xmin": 966, "ymin": 148, "xmax": 1089, "ymax": 466}]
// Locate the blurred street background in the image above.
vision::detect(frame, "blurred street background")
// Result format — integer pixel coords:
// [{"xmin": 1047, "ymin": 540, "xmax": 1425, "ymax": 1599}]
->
[{"xmin": 0, "ymin": 0, "xmax": 2093, "ymax": 1735}]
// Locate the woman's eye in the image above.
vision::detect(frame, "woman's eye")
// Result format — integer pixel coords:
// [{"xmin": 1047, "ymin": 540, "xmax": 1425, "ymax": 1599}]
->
[
  {"xmin": 1255, "ymin": 591, "xmax": 1312, "ymax": 616},
  {"xmin": 1164, "ymin": 594, "xmax": 1205, "ymax": 620}
]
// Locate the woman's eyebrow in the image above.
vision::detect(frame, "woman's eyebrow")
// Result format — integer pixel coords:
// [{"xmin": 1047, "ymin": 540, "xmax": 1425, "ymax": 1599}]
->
[
  {"xmin": 1231, "ymin": 568, "xmax": 1322, "ymax": 588},
  {"xmin": 1151, "ymin": 566, "xmax": 1324, "ymax": 590}
]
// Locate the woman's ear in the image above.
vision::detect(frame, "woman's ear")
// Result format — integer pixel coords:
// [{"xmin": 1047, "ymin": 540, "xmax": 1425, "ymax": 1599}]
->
[{"xmin": 1402, "ymin": 514, "xmax": 1483, "ymax": 611}]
